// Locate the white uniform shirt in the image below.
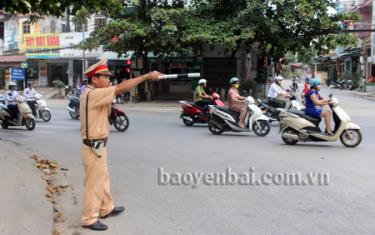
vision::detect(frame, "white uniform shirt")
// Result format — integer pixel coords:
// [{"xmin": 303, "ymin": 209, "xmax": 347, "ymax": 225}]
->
[
  {"xmin": 6, "ymin": 90, "xmax": 19, "ymax": 105},
  {"xmin": 267, "ymin": 83, "xmax": 284, "ymax": 98},
  {"xmin": 24, "ymin": 87, "xmax": 38, "ymax": 100}
]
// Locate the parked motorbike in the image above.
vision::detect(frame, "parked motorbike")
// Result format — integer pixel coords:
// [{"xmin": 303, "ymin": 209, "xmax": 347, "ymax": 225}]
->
[
  {"xmin": 179, "ymin": 91, "xmax": 224, "ymax": 126},
  {"xmin": 208, "ymin": 96, "xmax": 271, "ymax": 136},
  {"xmin": 29, "ymin": 94, "xmax": 51, "ymax": 122},
  {"xmin": 279, "ymin": 94, "xmax": 361, "ymax": 147},
  {"xmin": 257, "ymin": 96, "xmax": 304, "ymax": 123},
  {"xmin": 0, "ymin": 96, "xmax": 36, "ymax": 130}
]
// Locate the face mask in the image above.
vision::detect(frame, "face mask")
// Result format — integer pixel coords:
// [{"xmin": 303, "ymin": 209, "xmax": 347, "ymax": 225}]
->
[{"xmin": 233, "ymin": 84, "xmax": 240, "ymax": 89}]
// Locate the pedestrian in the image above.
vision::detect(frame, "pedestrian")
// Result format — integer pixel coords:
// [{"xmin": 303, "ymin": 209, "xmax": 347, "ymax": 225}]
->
[{"xmin": 80, "ymin": 58, "xmax": 161, "ymax": 231}]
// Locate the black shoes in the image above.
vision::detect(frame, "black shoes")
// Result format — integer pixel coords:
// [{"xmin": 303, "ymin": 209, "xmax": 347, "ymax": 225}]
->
[
  {"xmin": 100, "ymin": 206, "xmax": 125, "ymax": 219},
  {"xmin": 82, "ymin": 220, "xmax": 108, "ymax": 231}
]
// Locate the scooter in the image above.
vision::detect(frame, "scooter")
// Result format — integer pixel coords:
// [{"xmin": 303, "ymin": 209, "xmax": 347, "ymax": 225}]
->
[
  {"xmin": 279, "ymin": 94, "xmax": 362, "ymax": 147},
  {"xmin": 0, "ymin": 96, "xmax": 36, "ymax": 130},
  {"xmin": 0, "ymin": 94, "xmax": 5, "ymax": 105},
  {"xmin": 257, "ymin": 96, "xmax": 304, "ymax": 123},
  {"xmin": 30, "ymin": 94, "xmax": 51, "ymax": 122},
  {"xmin": 208, "ymin": 96, "xmax": 271, "ymax": 136},
  {"xmin": 179, "ymin": 91, "xmax": 224, "ymax": 126},
  {"xmin": 66, "ymin": 88, "xmax": 80, "ymax": 119},
  {"xmin": 66, "ymin": 92, "xmax": 130, "ymax": 132},
  {"xmin": 109, "ymin": 102, "xmax": 130, "ymax": 132}
]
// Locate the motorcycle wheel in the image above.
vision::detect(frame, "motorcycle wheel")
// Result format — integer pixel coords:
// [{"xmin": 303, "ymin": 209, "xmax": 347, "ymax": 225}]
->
[
  {"xmin": 340, "ymin": 129, "xmax": 362, "ymax": 148},
  {"xmin": 281, "ymin": 128, "xmax": 299, "ymax": 145},
  {"xmin": 25, "ymin": 118, "xmax": 35, "ymax": 131},
  {"xmin": 182, "ymin": 116, "xmax": 194, "ymax": 126},
  {"xmin": 69, "ymin": 107, "xmax": 79, "ymax": 120},
  {"xmin": 252, "ymin": 120, "xmax": 271, "ymax": 137},
  {"xmin": 114, "ymin": 114, "xmax": 129, "ymax": 132},
  {"xmin": 1, "ymin": 120, "xmax": 8, "ymax": 129},
  {"xmin": 208, "ymin": 119, "xmax": 224, "ymax": 135},
  {"xmin": 41, "ymin": 110, "xmax": 51, "ymax": 122}
]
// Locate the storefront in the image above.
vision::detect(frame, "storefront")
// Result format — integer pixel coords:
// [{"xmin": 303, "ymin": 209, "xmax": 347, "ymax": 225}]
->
[{"xmin": 0, "ymin": 54, "xmax": 25, "ymax": 89}]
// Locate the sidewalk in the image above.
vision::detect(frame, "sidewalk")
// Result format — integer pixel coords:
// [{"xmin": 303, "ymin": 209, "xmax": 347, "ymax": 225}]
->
[
  {"xmin": 341, "ymin": 89, "xmax": 375, "ymax": 101},
  {"xmin": 0, "ymin": 139, "xmax": 52, "ymax": 235}
]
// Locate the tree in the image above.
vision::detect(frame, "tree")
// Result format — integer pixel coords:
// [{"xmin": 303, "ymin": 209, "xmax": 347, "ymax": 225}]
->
[
  {"xmin": 185, "ymin": 0, "xmax": 359, "ymax": 73},
  {"xmin": 84, "ymin": 0, "xmax": 359, "ymax": 78},
  {"xmin": 0, "ymin": 0, "xmax": 122, "ymax": 21}
]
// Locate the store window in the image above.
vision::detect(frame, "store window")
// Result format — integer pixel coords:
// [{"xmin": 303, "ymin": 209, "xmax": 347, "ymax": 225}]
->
[
  {"xmin": 23, "ymin": 21, "xmax": 31, "ymax": 34},
  {"xmin": 95, "ymin": 18, "xmax": 106, "ymax": 30}
]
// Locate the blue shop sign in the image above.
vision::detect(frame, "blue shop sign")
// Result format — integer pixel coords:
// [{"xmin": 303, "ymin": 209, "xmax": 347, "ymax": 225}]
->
[{"xmin": 10, "ymin": 68, "xmax": 25, "ymax": 81}]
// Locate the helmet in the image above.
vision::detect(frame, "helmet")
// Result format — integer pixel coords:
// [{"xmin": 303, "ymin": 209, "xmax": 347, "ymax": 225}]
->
[
  {"xmin": 274, "ymin": 75, "xmax": 284, "ymax": 81},
  {"xmin": 198, "ymin": 79, "xmax": 207, "ymax": 85},
  {"xmin": 8, "ymin": 82, "xmax": 16, "ymax": 87},
  {"xmin": 309, "ymin": 77, "xmax": 320, "ymax": 87},
  {"xmin": 229, "ymin": 77, "xmax": 240, "ymax": 84}
]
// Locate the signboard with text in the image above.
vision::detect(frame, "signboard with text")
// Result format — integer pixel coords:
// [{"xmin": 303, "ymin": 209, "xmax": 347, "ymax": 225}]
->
[
  {"xmin": 24, "ymin": 33, "xmax": 60, "ymax": 58},
  {"xmin": 10, "ymin": 68, "xmax": 25, "ymax": 81}
]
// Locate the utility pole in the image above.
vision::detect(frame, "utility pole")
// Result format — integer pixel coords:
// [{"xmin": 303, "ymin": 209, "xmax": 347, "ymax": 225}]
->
[{"xmin": 82, "ymin": 22, "xmax": 86, "ymax": 80}]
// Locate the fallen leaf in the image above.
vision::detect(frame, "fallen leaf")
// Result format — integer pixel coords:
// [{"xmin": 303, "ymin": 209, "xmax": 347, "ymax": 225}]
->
[
  {"xmin": 60, "ymin": 168, "xmax": 68, "ymax": 171},
  {"xmin": 54, "ymin": 212, "xmax": 65, "ymax": 223}
]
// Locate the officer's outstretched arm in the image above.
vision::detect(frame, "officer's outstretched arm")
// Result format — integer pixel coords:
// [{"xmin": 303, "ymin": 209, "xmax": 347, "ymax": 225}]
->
[{"xmin": 115, "ymin": 71, "xmax": 161, "ymax": 95}]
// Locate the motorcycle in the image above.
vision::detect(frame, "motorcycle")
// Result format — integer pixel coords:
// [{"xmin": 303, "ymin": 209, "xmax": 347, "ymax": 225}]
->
[
  {"xmin": 29, "ymin": 94, "xmax": 51, "ymax": 122},
  {"xmin": 0, "ymin": 94, "xmax": 5, "ymax": 105},
  {"xmin": 207, "ymin": 96, "xmax": 271, "ymax": 136},
  {"xmin": 66, "ymin": 91, "xmax": 130, "ymax": 132},
  {"xmin": 109, "ymin": 102, "xmax": 130, "ymax": 132},
  {"xmin": 179, "ymin": 91, "xmax": 224, "ymax": 126},
  {"xmin": 279, "ymin": 94, "xmax": 361, "ymax": 147},
  {"xmin": 66, "ymin": 88, "xmax": 80, "ymax": 119},
  {"xmin": 257, "ymin": 96, "xmax": 304, "ymax": 123},
  {"xmin": 0, "ymin": 96, "xmax": 36, "ymax": 130}
]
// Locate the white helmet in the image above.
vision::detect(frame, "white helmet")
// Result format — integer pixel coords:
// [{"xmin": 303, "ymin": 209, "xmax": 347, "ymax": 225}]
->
[
  {"xmin": 8, "ymin": 81, "xmax": 16, "ymax": 86},
  {"xmin": 229, "ymin": 77, "xmax": 240, "ymax": 84},
  {"xmin": 274, "ymin": 75, "xmax": 284, "ymax": 81},
  {"xmin": 198, "ymin": 79, "xmax": 207, "ymax": 85}
]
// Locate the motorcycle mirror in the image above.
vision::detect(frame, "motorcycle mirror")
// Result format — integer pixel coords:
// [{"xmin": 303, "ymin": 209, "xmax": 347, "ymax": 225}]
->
[{"xmin": 329, "ymin": 93, "xmax": 333, "ymax": 98}]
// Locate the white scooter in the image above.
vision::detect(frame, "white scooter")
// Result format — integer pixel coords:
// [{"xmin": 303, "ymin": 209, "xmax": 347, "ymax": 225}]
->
[
  {"xmin": 31, "ymin": 94, "xmax": 51, "ymax": 122},
  {"xmin": 0, "ymin": 96, "xmax": 36, "ymax": 130},
  {"xmin": 208, "ymin": 96, "xmax": 271, "ymax": 136},
  {"xmin": 279, "ymin": 95, "xmax": 362, "ymax": 147}
]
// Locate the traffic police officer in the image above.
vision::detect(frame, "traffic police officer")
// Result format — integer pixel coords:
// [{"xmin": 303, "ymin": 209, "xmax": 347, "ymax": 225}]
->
[{"xmin": 80, "ymin": 58, "xmax": 161, "ymax": 231}]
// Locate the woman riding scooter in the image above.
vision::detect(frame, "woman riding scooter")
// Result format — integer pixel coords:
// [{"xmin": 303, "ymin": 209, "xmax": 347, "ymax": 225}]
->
[
  {"xmin": 194, "ymin": 79, "xmax": 213, "ymax": 112},
  {"xmin": 305, "ymin": 77, "xmax": 333, "ymax": 135},
  {"xmin": 227, "ymin": 77, "xmax": 247, "ymax": 128},
  {"xmin": 6, "ymin": 82, "xmax": 19, "ymax": 120}
]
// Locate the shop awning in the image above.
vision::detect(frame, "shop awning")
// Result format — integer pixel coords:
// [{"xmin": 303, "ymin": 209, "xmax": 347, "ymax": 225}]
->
[{"xmin": 0, "ymin": 54, "xmax": 25, "ymax": 63}]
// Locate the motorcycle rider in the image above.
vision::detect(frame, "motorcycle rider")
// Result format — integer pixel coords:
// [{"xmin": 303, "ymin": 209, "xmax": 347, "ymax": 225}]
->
[
  {"xmin": 80, "ymin": 79, "xmax": 88, "ymax": 94},
  {"xmin": 24, "ymin": 82, "xmax": 39, "ymax": 116},
  {"xmin": 194, "ymin": 79, "xmax": 213, "ymax": 111},
  {"xmin": 305, "ymin": 77, "xmax": 333, "ymax": 135},
  {"xmin": 267, "ymin": 75, "xmax": 292, "ymax": 108},
  {"xmin": 227, "ymin": 77, "xmax": 247, "ymax": 128},
  {"xmin": 6, "ymin": 82, "xmax": 19, "ymax": 120}
]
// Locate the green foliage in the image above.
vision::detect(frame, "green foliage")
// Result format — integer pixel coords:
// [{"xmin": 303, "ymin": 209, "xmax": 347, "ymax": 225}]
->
[
  {"xmin": 0, "ymin": 0, "xmax": 122, "ymax": 21},
  {"xmin": 52, "ymin": 80, "xmax": 66, "ymax": 95},
  {"xmin": 83, "ymin": 0, "xmax": 359, "ymax": 74}
]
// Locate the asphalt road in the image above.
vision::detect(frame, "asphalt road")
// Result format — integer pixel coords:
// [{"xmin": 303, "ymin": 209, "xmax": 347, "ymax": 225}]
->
[{"xmin": 1, "ymin": 87, "xmax": 374, "ymax": 235}]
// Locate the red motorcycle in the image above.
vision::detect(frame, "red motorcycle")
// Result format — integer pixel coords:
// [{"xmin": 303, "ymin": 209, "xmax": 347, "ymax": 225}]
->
[
  {"xmin": 109, "ymin": 103, "xmax": 130, "ymax": 132},
  {"xmin": 179, "ymin": 92, "xmax": 224, "ymax": 126}
]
